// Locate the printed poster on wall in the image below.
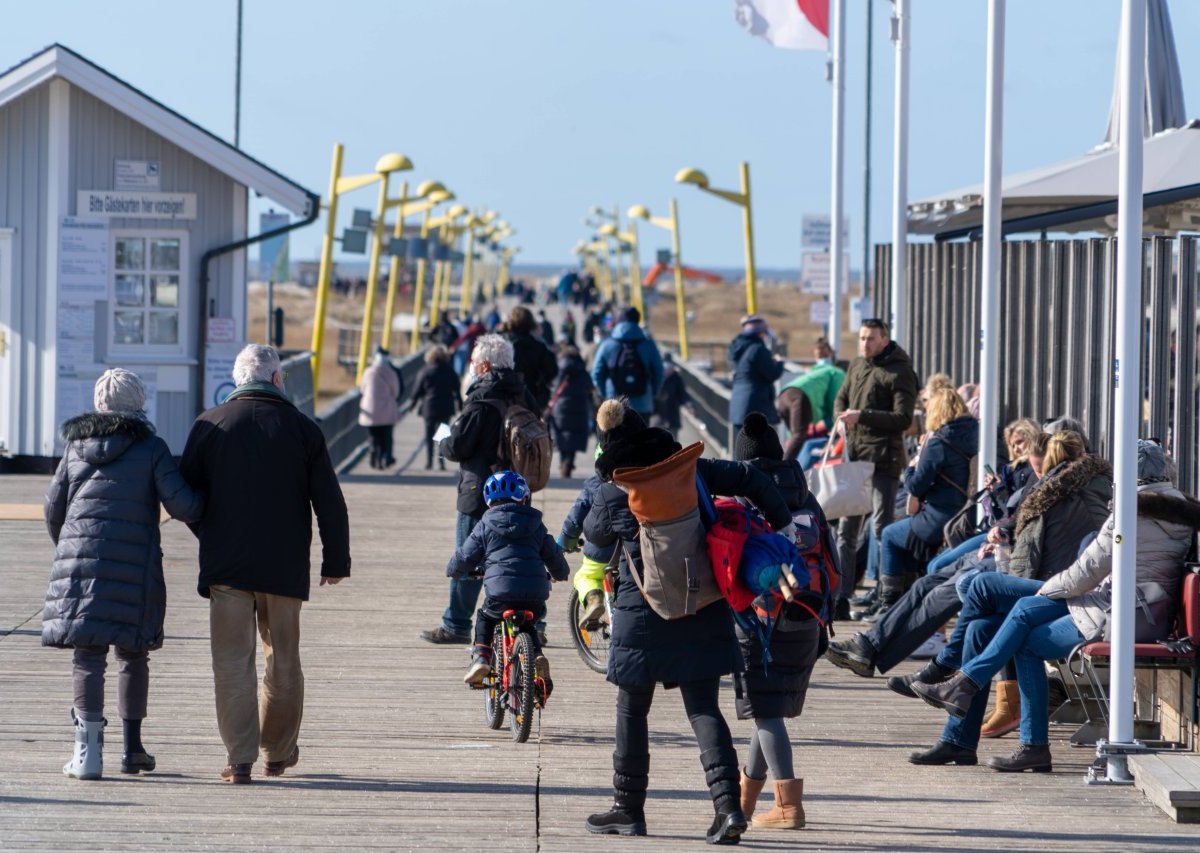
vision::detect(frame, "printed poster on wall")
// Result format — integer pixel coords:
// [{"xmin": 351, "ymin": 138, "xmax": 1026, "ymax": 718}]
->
[{"xmin": 56, "ymin": 218, "xmax": 109, "ymax": 444}]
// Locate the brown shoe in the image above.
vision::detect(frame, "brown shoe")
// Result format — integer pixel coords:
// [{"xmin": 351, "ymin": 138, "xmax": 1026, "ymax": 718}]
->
[
  {"xmin": 220, "ymin": 763, "xmax": 253, "ymax": 784},
  {"xmin": 264, "ymin": 747, "xmax": 300, "ymax": 777}
]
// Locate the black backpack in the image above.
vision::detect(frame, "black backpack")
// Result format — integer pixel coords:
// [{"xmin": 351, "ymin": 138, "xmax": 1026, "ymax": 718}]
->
[{"xmin": 607, "ymin": 340, "xmax": 648, "ymax": 397}]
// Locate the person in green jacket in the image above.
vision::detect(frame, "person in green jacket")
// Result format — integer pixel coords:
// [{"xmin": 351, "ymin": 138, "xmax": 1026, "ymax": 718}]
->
[{"xmin": 775, "ymin": 339, "xmax": 846, "ymax": 460}]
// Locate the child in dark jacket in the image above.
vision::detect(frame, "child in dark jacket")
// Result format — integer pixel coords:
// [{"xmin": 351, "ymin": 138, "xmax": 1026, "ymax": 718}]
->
[
  {"xmin": 557, "ymin": 449, "xmax": 618, "ymax": 629},
  {"xmin": 730, "ymin": 412, "xmax": 832, "ymax": 831},
  {"xmin": 448, "ymin": 470, "xmax": 569, "ymax": 685}
]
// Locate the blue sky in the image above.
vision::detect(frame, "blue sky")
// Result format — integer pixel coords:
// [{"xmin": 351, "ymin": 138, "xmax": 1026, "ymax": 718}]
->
[{"xmin": 7, "ymin": 1, "xmax": 1198, "ymax": 271}]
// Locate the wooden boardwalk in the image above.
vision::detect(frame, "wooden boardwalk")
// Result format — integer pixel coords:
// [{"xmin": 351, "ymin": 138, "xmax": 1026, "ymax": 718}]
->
[{"xmin": 0, "ymin": 413, "xmax": 1195, "ymax": 851}]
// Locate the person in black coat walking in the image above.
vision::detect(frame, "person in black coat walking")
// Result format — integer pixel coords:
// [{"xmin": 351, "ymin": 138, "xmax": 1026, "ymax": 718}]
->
[
  {"xmin": 43, "ymin": 368, "xmax": 205, "ymax": 780},
  {"xmin": 651, "ymin": 352, "xmax": 689, "ymax": 436},
  {"xmin": 582, "ymin": 399, "xmax": 797, "ymax": 844},
  {"xmin": 729, "ymin": 413, "xmax": 827, "ymax": 830},
  {"xmin": 548, "ymin": 347, "xmax": 594, "ymax": 478},
  {"xmin": 728, "ymin": 315, "xmax": 784, "ymax": 434},
  {"xmin": 409, "ymin": 344, "xmax": 462, "ymax": 469},
  {"xmin": 180, "ymin": 344, "xmax": 350, "ymax": 783},
  {"xmin": 504, "ymin": 306, "xmax": 558, "ymax": 410}
]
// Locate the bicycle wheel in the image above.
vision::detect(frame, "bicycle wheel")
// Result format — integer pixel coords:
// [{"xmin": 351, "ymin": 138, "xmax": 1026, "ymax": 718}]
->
[
  {"xmin": 567, "ymin": 591, "xmax": 610, "ymax": 675},
  {"xmin": 484, "ymin": 627, "xmax": 505, "ymax": 730},
  {"xmin": 509, "ymin": 631, "xmax": 536, "ymax": 744}
]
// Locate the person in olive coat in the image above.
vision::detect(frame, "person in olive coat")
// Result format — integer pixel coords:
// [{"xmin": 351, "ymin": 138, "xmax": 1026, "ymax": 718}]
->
[
  {"xmin": 548, "ymin": 346, "xmax": 594, "ymax": 478},
  {"xmin": 582, "ymin": 399, "xmax": 796, "ymax": 844},
  {"xmin": 409, "ymin": 344, "xmax": 462, "ymax": 469},
  {"xmin": 43, "ymin": 368, "xmax": 205, "ymax": 780}
]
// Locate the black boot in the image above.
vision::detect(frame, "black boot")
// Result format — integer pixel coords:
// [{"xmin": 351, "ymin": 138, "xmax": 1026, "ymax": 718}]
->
[
  {"xmin": 912, "ymin": 671, "xmax": 981, "ymax": 718},
  {"xmin": 120, "ymin": 718, "xmax": 155, "ymax": 775},
  {"xmin": 700, "ymin": 747, "xmax": 745, "ymax": 845},
  {"xmin": 833, "ymin": 597, "xmax": 853, "ymax": 621},
  {"xmin": 988, "ymin": 743, "xmax": 1052, "ymax": 773},
  {"xmin": 825, "ymin": 633, "xmax": 877, "ymax": 678},
  {"xmin": 850, "ymin": 587, "xmax": 877, "ymax": 607},
  {"xmin": 587, "ymin": 753, "xmax": 648, "ymax": 836},
  {"xmin": 856, "ymin": 574, "xmax": 905, "ymax": 623},
  {"xmin": 887, "ymin": 658, "xmax": 956, "ymax": 698},
  {"xmin": 908, "ymin": 740, "xmax": 978, "ymax": 766}
]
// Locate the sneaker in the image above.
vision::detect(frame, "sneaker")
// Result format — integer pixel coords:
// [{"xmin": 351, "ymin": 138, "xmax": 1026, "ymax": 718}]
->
[
  {"xmin": 579, "ymin": 590, "xmax": 605, "ymax": 629},
  {"xmin": 535, "ymin": 655, "xmax": 554, "ymax": 702},
  {"xmin": 849, "ymin": 588, "xmax": 877, "ymax": 607},
  {"xmin": 420, "ymin": 626, "xmax": 471, "ymax": 645},
  {"xmin": 909, "ymin": 632, "xmax": 947, "ymax": 660},
  {"xmin": 464, "ymin": 661, "xmax": 490, "ymax": 686}
]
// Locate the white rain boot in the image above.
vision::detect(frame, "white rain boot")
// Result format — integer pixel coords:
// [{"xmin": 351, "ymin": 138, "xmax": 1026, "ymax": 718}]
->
[{"xmin": 63, "ymin": 709, "xmax": 105, "ymax": 780}]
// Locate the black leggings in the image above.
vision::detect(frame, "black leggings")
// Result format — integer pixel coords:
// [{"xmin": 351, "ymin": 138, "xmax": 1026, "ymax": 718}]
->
[
  {"xmin": 423, "ymin": 418, "xmax": 439, "ymax": 466},
  {"xmin": 614, "ymin": 679, "xmax": 739, "ymax": 809}
]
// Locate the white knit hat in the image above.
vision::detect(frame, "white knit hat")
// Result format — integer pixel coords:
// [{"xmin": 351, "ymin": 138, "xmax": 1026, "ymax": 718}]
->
[{"xmin": 94, "ymin": 368, "xmax": 146, "ymax": 413}]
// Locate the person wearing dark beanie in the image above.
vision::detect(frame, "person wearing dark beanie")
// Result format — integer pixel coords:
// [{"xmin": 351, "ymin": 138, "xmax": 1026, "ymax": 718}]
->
[{"xmin": 735, "ymin": 412, "xmax": 784, "ymax": 462}]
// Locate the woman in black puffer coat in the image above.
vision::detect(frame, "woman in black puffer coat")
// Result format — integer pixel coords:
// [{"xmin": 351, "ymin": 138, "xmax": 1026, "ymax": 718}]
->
[
  {"xmin": 583, "ymin": 399, "xmax": 795, "ymax": 845},
  {"xmin": 410, "ymin": 345, "xmax": 461, "ymax": 469},
  {"xmin": 43, "ymin": 368, "xmax": 204, "ymax": 780},
  {"xmin": 728, "ymin": 413, "xmax": 828, "ymax": 831},
  {"xmin": 549, "ymin": 347, "xmax": 594, "ymax": 478}
]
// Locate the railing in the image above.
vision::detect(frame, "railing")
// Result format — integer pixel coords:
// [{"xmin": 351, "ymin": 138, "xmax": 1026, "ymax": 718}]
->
[
  {"xmin": 870, "ymin": 235, "xmax": 1199, "ymax": 494},
  {"xmin": 674, "ymin": 357, "xmax": 734, "ymax": 458},
  {"xmin": 314, "ymin": 349, "xmax": 429, "ymax": 471},
  {"xmin": 279, "ymin": 350, "xmax": 315, "ymax": 419}
]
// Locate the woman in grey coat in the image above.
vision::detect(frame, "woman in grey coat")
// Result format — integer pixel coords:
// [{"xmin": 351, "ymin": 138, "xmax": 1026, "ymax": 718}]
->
[{"xmin": 43, "ymin": 368, "xmax": 204, "ymax": 780}]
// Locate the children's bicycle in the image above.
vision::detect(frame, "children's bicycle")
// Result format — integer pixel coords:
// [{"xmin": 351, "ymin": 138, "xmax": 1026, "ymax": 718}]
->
[
  {"xmin": 567, "ymin": 568, "xmax": 616, "ymax": 675},
  {"xmin": 479, "ymin": 609, "xmax": 549, "ymax": 743}
]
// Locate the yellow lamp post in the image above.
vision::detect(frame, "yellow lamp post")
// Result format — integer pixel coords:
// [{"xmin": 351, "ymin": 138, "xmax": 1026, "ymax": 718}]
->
[
  {"xmin": 629, "ymin": 201, "xmax": 688, "ymax": 361},
  {"xmin": 406, "ymin": 188, "xmax": 456, "ymax": 351},
  {"xmin": 428, "ymin": 205, "xmax": 468, "ymax": 322},
  {"xmin": 599, "ymin": 222, "xmax": 643, "ymax": 318},
  {"xmin": 498, "ymin": 245, "xmax": 519, "ymax": 298},
  {"xmin": 310, "ymin": 145, "xmax": 411, "ymax": 397},
  {"xmin": 378, "ymin": 181, "xmax": 452, "ymax": 353},
  {"xmin": 458, "ymin": 214, "xmax": 486, "ymax": 315},
  {"xmin": 676, "ymin": 161, "xmax": 758, "ymax": 316},
  {"xmin": 355, "ymin": 152, "xmax": 416, "ymax": 383}
]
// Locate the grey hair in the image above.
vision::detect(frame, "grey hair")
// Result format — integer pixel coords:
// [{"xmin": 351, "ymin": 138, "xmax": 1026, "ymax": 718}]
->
[
  {"xmin": 471, "ymin": 334, "xmax": 514, "ymax": 370},
  {"xmin": 232, "ymin": 344, "xmax": 281, "ymax": 386}
]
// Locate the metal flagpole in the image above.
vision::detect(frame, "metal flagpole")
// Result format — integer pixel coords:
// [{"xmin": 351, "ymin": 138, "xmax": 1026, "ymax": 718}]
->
[
  {"xmin": 234, "ymin": 0, "xmax": 243, "ymax": 147},
  {"xmin": 1103, "ymin": 0, "xmax": 1146, "ymax": 785},
  {"xmin": 978, "ymin": 0, "xmax": 1005, "ymax": 507},
  {"xmin": 890, "ymin": 0, "xmax": 910, "ymax": 344},
  {"xmin": 829, "ymin": 0, "xmax": 847, "ymax": 355},
  {"xmin": 862, "ymin": 0, "xmax": 874, "ymax": 300}
]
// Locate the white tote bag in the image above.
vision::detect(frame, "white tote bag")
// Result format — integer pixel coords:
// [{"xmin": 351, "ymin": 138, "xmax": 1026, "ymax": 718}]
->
[{"xmin": 808, "ymin": 423, "xmax": 875, "ymax": 519}]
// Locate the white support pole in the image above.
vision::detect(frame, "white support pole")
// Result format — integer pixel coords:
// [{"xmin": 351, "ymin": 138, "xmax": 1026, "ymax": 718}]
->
[
  {"xmin": 1107, "ymin": 0, "xmax": 1146, "ymax": 783},
  {"xmin": 890, "ymin": 0, "xmax": 910, "ymax": 345},
  {"xmin": 829, "ymin": 0, "xmax": 847, "ymax": 356},
  {"xmin": 978, "ymin": 0, "xmax": 1005, "ymax": 494}
]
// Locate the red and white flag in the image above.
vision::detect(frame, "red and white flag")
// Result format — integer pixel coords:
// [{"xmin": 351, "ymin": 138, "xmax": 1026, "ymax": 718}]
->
[{"xmin": 735, "ymin": 0, "xmax": 829, "ymax": 51}]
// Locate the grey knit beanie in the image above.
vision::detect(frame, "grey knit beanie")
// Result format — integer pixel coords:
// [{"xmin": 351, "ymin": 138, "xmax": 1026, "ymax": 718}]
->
[
  {"xmin": 1137, "ymin": 439, "xmax": 1170, "ymax": 485},
  {"xmin": 94, "ymin": 368, "xmax": 146, "ymax": 413}
]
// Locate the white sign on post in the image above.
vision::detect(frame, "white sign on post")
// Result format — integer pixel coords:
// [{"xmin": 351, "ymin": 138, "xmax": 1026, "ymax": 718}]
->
[
  {"xmin": 204, "ymin": 343, "xmax": 242, "ymax": 409},
  {"xmin": 77, "ymin": 190, "xmax": 196, "ymax": 220},
  {"xmin": 801, "ymin": 214, "xmax": 850, "ymax": 249},
  {"xmin": 850, "ymin": 297, "xmax": 874, "ymax": 331},
  {"xmin": 207, "ymin": 317, "xmax": 237, "ymax": 343},
  {"xmin": 114, "ymin": 160, "xmax": 161, "ymax": 191},
  {"xmin": 800, "ymin": 251, "xmax": 850, "ymax": 295},
  {"xmin": 809, "ymin": 300, "xmax": 831, "ymax": 325}
]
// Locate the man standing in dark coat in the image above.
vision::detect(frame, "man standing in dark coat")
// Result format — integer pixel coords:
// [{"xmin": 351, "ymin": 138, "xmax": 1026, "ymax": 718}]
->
[
  {"xmin": 180, "ymin": 344, "xmax": 351, "ymax": 784},
  {"xmin": 831, "ymin": 318, "xmax": 918, "ymax": 615},
  {"xmin": 728, "ymin": 314, "xmax": 784, "ymax": 434},
  {"xmin": 421, "ymin": 334, "xmax": 539, "ymax": 644},
  {"xmin": 504, "ymin": 306, "xmax": 558, "ymax": 410}
]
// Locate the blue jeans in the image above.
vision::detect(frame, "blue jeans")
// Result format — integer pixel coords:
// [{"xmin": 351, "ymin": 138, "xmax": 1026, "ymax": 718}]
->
[
  {"xmin": 960, "ymin": 596, "xmax": 1081, "ymax": 745},
  {"xmin": 936, "ymin": 572, "xmax": 1044, "ymax": 670},
  {"xmin": 927, "ymin": 533, "xmax": 987, "ymax": 576},
  {"xmin": 940, "ymin": 612, "xmax": 1004, "ymax": 750},
  {"xmin": 443, "ymin": 512, "xmax": 482, "ymax": 635},
  {"xmin": 880, "ymin": 517, "xmax": 922, "ymax": 578},
  {"xmin": 797, "ymin": 437, "xmax": 828, "ymax": 471},
  {"xmin": 866, "ymin": 531, "xmax": 879, "ymax": 582}
]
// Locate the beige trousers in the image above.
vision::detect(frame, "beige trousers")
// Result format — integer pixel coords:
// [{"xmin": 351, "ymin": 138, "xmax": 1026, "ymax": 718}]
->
[{"xmin": 209, "ymin": 585, "xmax": 304, "ymax": 765}]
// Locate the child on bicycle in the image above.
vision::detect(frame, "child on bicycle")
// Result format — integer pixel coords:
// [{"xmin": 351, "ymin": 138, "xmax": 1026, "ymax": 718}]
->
[
  {"xmin": 557, "ymin": 447, "xmax": 616, "ymax": 629},
  {"xmin": 447, "ymin": 470, "xmax": 569, "ymax": 686}
]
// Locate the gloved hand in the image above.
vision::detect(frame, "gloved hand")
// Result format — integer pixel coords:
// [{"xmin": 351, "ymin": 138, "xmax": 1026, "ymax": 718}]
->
[{"xmin": 557, "ymin": 534, "xmax": 581, "ymax": 553}]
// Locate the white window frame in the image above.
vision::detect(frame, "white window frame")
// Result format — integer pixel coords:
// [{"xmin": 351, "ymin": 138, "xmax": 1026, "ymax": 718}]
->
[{"xmin": 108, "ymin": 228, "xmax": 188, "ymax": 358}]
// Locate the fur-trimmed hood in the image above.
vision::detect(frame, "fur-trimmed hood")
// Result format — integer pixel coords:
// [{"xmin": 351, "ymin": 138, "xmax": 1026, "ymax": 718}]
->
[
  {"xmin": 60, "ymin": 411, "xmax": 155, "ymax": 466},
  {"xmin": 1139, "ymin": 487, "xmax": 1200, "ymax": 529},
  {"xmin": 1015, "ymin": 454, "xmax": 1112, "ymax": 537}
]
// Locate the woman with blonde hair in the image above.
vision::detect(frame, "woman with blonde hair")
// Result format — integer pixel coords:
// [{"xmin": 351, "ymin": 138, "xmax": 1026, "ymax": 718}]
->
[{"xmin": 871, "ymin": 388, "xmax": 978, "ymax": 614}]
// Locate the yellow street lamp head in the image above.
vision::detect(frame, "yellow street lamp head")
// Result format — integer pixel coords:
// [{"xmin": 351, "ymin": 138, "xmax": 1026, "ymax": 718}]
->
[
  {"xmin": 375, "ymin": 153, "xmax": 414, "ymax": 174},
  {"xmin": 627, "ymin": 204, "xmax": 651, "ymax": 220},
  {"xmin": 446, "ymin": 204, "xmax": 468, "ymax": 218},
  {"xmin": 416, "ymin": 180, "xmax": 447, "ymax": 198},
  {"xmin": 675, "ymin": 167, "xmax": 709, "ymax": 188},
  {"xmin": 428, "ymin": 189, "xmax": 454, "ymax": 204},
  {"xmin": 481, "ymin": 210, "xmax": 498, "ymax": 224},
  {"xmin": 598, "ymin": 223, "xmax": 618, "ymax": 237}
]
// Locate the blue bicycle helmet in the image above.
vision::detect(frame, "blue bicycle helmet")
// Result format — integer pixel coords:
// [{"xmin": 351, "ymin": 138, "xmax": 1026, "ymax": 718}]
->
[{"xmin": 483, "ymin": 470, "xmax": 530, "ymax": 505}]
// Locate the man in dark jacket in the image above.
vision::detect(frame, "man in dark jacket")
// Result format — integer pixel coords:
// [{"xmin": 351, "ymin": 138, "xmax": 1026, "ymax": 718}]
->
[
  {"xmin": 180, "ymin": 344, "xmax": 350, "ymax": 784},
  {"xmin": 728, "ymin": 315, "xmax": 784, "ymax": 434},
  {"xmin": 590, "ymin": 306, "xmax": 664, "ymax": 419},
  {"xmin": 421, "ymin": 334, "xmax": 539, "ymax": 644},
  {"xmin": 504, "ymin": 306, "xmax": 558, "ymax": 410},
  {"xmin": 831, "ymin": 319, "xmax": 918, "ymax": 614}
]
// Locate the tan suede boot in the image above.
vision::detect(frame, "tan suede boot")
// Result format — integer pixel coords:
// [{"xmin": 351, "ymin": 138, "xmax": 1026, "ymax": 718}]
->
[
  {"xmin": 740, "ymin": 771, "xmax": 766, "ymax": 821},
  {"xmin": 752, "ymin": 778, "xmax": 805, "ymax": 829},
  {"xmin": 981, "ymin": 680, "xmax": 1021, "ymax": 738}
]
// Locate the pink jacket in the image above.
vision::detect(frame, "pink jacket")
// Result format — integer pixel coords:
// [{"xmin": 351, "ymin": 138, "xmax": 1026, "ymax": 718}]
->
[{"xmin": 359, "ymin": 362, "xmax": 401, "ymax": 426}]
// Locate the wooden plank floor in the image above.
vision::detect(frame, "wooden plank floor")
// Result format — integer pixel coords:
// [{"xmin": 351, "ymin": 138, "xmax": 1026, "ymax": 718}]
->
[{"xmin": 1, "ymin": 413, "xmax": 1195, "ymax": 851}]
